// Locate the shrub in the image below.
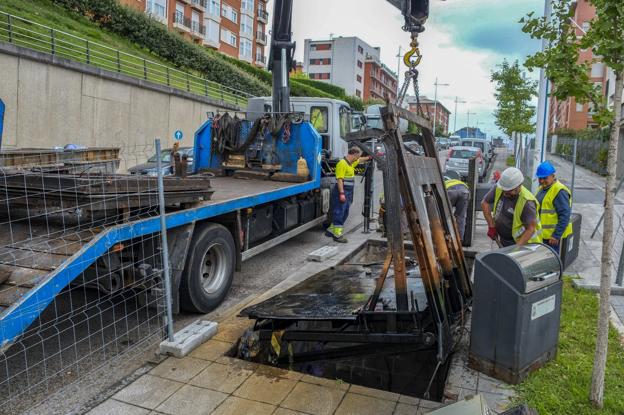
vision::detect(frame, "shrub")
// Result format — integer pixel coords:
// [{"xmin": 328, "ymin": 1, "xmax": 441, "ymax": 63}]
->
[{"xmin": 52, "ymin": 0, "xmax": 271, "ymax": 96}]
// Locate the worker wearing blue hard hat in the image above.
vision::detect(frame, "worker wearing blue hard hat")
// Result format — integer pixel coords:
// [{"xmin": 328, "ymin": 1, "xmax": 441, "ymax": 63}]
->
[{"xmin": 535, "ymin": 161, "xmax": 573, "ymax": 253}]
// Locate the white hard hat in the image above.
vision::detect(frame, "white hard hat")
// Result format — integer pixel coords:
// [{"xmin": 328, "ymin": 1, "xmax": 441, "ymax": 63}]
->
[{"xmin": 497, "ymin": 167, "xmax": 524, "ymax": 191}]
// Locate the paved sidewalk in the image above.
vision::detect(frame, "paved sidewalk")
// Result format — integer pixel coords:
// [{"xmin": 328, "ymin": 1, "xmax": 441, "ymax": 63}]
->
[{"xmin": 86, "ymin": 229, "xmax": 447, "ymax": 415}]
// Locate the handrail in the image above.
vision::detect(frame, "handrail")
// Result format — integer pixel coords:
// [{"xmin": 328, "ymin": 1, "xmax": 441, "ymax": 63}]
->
[{"xmin": 0, "ymin": 10, "xmax": 254, "ymax": 107}]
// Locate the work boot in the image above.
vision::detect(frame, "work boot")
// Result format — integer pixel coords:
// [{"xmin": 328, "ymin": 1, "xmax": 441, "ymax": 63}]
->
[
  {"xmin": 325, "ymin": 224, "xmax": 336, "ymax": 238},
  {"xmin": 333, "ymin": 235, "xmax": 348, "ymax": 243}
]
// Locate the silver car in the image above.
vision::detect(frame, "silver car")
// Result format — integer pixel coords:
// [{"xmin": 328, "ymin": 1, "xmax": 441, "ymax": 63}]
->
[{"xmin": 444, "ymin": 146, "xmax": 486, "ymax": 181}]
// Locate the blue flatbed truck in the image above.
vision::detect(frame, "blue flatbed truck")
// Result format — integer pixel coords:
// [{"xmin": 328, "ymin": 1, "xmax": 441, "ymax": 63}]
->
[{"xmin": 0, "ymin": 117, "xmax": 327, "ymax": 350}]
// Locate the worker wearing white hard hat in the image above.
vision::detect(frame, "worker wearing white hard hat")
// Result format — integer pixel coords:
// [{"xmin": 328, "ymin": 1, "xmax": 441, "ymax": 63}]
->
[{"xmin": 480, "ymin": 167, "xmax": 542, "ymax": 247}]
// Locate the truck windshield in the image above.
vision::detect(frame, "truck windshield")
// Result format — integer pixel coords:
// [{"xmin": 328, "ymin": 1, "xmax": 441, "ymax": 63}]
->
[{"xmin": 339, "ymin": 105, "xmax": 351, "ymax": 140}]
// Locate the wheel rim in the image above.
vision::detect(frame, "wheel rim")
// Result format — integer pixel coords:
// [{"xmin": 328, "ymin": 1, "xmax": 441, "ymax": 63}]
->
[{"xmin": 200, "ymin": 243, "xmax": 228, "ymax": 294}]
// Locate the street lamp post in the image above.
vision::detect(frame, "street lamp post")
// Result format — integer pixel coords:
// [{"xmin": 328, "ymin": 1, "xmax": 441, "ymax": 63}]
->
[
  {"xmin": 433, "ymin": 78, "xmax": 449, "ymax": 136},
  {"xmin": 453, "ymin": 97, "xmax": 466, "ymax": 134}
]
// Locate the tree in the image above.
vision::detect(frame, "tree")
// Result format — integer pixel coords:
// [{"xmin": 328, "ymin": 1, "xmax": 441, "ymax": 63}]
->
[
  {"xmin": 491, "ymin": 59, "xmax": 538, "ymax": 156},
  {"xmin": 522, "ymin": 0, "xmax": 624, "ymax": 408}
]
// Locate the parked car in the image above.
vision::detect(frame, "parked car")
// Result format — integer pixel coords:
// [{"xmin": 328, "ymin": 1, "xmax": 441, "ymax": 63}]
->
[
  {"xmin": 444, "ymin": 146, "xmax": 486, "ymax": 181},
  {"xmin": 129, "ymin": 147, "xmax": 194, "ymax": 176},
  {"xmin": 448, "ymin": 135, "xmax": 461, "ymax": 147},
  {"xmin": 436, "ymin": 137, "xmax": 450, "ymax": 150},
  {"xmin": 460, "ymin": 138, "xmax": 493, "ymax": 166}
]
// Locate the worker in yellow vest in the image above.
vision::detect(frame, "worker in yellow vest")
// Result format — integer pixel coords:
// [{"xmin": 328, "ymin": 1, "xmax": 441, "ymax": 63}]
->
[
  {"xmin": 326, "ymin": 147, "xmax": 370, "ymax": 243},
  {"xmin": 444, "ymin": 178, "xmax": 470, "ymax": 240},
  {"xmin": 535, "ymin": 161, "xmax": 572, "ymax": 252},
  {"xmin": 481, "ymin": 167, "xmax": 542, "ymax": 247}
]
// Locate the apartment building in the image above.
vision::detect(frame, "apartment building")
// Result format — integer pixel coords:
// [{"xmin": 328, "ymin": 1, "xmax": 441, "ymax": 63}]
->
[
  {"xmin": 405, "ymin": 96, "xmax": 451, "ymax": 134},
  {"xmin": 303, "ymin": 36, "xmax": 397, "ymax": 101},
  {"xmin": 118, "ymin": 0, "xmax": 268, "ymax": 67},
  {"xmin": 548, "ymin": 0, "xmax": 608, "ymax": 131}
]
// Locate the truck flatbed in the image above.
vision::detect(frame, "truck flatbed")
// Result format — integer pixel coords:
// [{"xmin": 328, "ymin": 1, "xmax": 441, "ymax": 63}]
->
[{"xmin": 0, "ymin": 175, "xmax": 319, "ymax": 349}]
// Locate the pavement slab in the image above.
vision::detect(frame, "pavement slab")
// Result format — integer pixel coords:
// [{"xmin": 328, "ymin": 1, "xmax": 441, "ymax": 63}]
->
[
  {"xmin": 233, "ymin": 373, "xmax": 299, "ymax": 405},
  {"xmin": 113, "ymin": 375, "xmax": 184, "ymax": 410},
  {"xmin": 189, "ymin": 339, "xmax": 236, "ymax": 361},
  {"xmin": 280, "ymin": 381, "xmax": 346, "ymax": 415},
  {"xmin": 86, "ymin": 399, "xmax": 151, "ymax": 415},
  {"xmin": 334, "ymin": 392, "xmax": 397, "ymax": 415},
  {"xmin": 149, "ymin": 357, "xmax": 211, "ymax": 383},
  {"xmin": 211, "ymin": 396, "xmax": 275, "ymax": 415},
  {"xmin": 393, "ymin": 402, "xmax": 419, "ymax": 415},
  {"xmin": 155, "ymin": 384, "xmax": 228, "ymax": 415},
  {"xmin": 189, "ymin": 361, "xmax": 255, "ymax": 394}
]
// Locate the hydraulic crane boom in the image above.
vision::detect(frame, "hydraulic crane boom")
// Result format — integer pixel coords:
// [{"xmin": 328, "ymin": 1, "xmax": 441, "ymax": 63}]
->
[{"xmin": 268, "ymin": 0, "xmax": 430, "ymax": 113}]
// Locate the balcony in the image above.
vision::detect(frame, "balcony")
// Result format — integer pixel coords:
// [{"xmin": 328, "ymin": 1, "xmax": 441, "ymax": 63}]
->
[
  {"xmin": 255, "ymin": 54, "xmax": 267, "ymax": 66},
  {"xmin": 190, "ymin": 0, "xmax": 207, "ymax": 11},
  {"xmin": 190, "ymin": 21, "xmax": 206, "ymax": 39},
  {"xmin": 203, "ymin": 36, "xmax": 220, "ymax": 49},
  {"xmin": 145, "ymin": 1, "xmax": 167, "ymax": 24},
  {"xmin": 256, "ymin": 31, "xmax": 267, "ymax": 45},
  {"xmin": 173, "ymin": 12, "xmax": 191, "ymax": 33},
  {"xmin": 257, "ymin": 9, "xmax": 268, "ymax": 23}
]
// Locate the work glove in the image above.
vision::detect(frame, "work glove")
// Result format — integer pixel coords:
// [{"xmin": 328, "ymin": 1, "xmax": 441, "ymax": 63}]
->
[
  {"xmin": 487, "ymin": 226, "xmax": 498, "ymax": 241},
  {"xmin": 339, "ymin": 192, "xmax": 347, "ymax": 203}
]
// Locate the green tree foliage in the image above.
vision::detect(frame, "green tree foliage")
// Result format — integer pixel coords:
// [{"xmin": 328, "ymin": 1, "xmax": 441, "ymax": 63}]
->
[
  {"xmin": 522, "ymin": 0, "xmax": 624, "ymax": 408},
  {"xmin": 491, "ymin": 59, "xmax": 538, "ymax": 137}
]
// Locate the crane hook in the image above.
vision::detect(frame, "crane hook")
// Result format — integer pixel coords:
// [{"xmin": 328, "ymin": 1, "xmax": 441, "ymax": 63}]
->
[{"xmin": 403, "ymin": 40, "xmax": 422, "ymax": 68}]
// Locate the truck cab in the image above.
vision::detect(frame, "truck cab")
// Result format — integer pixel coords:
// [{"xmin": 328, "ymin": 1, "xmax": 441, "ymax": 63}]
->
[{"xmin": 247, "ymin": 97, "xmax": 353, "ymax": 166}]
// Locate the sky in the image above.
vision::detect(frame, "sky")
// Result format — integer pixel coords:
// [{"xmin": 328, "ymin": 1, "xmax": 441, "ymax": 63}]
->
[{"xmin": 272, "ymin": 0, "xmax": 545, "ymax": 138}]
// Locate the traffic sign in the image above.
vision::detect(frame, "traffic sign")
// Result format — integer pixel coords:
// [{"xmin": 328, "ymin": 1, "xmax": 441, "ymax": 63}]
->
[{"xmin": 174, "ymin": 130, "xmax": 183, "ymax": 140}]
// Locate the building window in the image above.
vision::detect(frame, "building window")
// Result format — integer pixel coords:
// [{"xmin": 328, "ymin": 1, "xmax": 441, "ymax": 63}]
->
[
  {"xmin": 357, "ymin": 60, "xmax": 363, "ymax": 68},
  {"xmin": 256, "ymin": 45, "xmax": 264, "ymax": 60},
  {"xmin": 581, "ymin": 21, "xmax": 590, "ymax": 33},
  {"xmin": 240, "ymin": 38, "xmax": 253, "ymax": 60},
  {"xmin": 356, "ymin": 75, "xmax": 362, "ymax": 83},
  {"xmin": 311, "ymin": 43, "xmax": 331, "ymax": 51},
  {"xmin": 241, "ymin": 0, "xmax": 254, "ymax": 13},
  {"xmin": 241, "ymin": 14, "xmax": 253, "ymax": 35},
  {"xmin": 221, "ymin": 28, "xmax": 237, "ymax": 46},
  {"xmin": 147, "ymin": 0, "xmax": 167, "ymax": 19},
  {"xmin": 208, "ymin": 0, "xmax": 220, "ymax": 17},
  {"xmin": 591, "ymin": 62, "xmax": 604, "ymax": 77},
  {"xmin": 205, "ymin": 18, "xmax": 219, "ymax": 43},
  {"xmin": 576, "ymin": 103, "xmax": 584, "ymax": 112},
  {"xmin": 221, "ymin": 3, "xmax": 237, "ymax": 22},
  {"xmin": 356, "ymin": 90, "xmax": 361, "ymax": 97},
  {"xmin": 358, "ymin": 45, "xmax": 363, "ymax": 54}
]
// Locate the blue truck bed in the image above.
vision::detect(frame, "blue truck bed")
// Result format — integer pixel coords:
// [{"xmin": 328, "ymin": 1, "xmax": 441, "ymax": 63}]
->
[{"xmin": 0, "ymin": 121, "xmax": 322, "ymax": 349}]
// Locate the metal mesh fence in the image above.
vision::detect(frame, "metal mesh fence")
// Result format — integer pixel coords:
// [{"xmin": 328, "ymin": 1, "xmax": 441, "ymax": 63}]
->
[
  {"xmin": 0, "ymin": 143, "xmax": 184, "ymax": 414},
  {"xmin": 553, "ymin": 136, "xmax": 608, "ymax": 175}
]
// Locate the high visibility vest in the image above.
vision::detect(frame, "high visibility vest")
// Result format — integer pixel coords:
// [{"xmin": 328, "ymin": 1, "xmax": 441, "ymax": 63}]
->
[
  {"xmin": 445, "ymin": 179, "xmax": 468, "ymax": 190},
  {"xmin": 538, "ymin": 181, "xmax": 573, "ymax": 240},
  {"xmin": 335, "ymin": 158, "xmax": 358, "ymax": 184},
  {"xmin": 494, "ymin": 186, "xmax": 542, "ymax": 244}
]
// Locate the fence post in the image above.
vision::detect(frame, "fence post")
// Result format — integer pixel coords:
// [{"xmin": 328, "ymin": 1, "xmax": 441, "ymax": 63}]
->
[
  {"xmin": 166, "ymin": 68, "xmax": 170, "ymax": 86},
  {"xmin": 155, "ymin": 138, "xmax": 175, "ymax": 342},
  {"xmin": 86, "ymin": 40, "xmax": 90, "ymax": 64},
  {"xmin": 7, "ymin": 14, "xmax": 12, "ymax": 43},
  {"xmin": 616, "ymin": 240, "xmax": 624, "ymax": 286},
  {"xmin": 186, "ymin": 73, "xmax": 190, "ymax": 92},
  {"xmin": 50, "ymin": 29, "xmax": 55, "ymax": 55},
  {"xmin": 116, "ymin": 50, "xmax": 121, "ymax": 72},
  {"xmin": 220, "ymin": 85, "xmax": 224, "ymax": 102},
  {"xmin": 143, "ymin": 59, "xmax": 148, "ymax": 80}
]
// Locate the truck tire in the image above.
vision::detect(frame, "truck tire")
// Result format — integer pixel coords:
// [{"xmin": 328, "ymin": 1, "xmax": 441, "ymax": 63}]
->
[{"xmin": 179, "ymin": 223, "xmax": 235, "ymax": 313}]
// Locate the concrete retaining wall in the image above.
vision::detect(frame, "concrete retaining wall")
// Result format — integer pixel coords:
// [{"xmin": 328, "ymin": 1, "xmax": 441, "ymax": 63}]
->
[{"xmin": 0, "ymin": 43, "xmax": 243, "ymax": 170}]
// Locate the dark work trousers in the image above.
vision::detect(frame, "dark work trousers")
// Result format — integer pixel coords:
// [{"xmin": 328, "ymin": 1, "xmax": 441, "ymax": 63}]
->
[
  {"xmin": 331, "ymin": 182, "xmax": 355, "ymax": 228},
  {"xmin": 447, "ymin": 184, "xmax": 470, "ymax": 239}
]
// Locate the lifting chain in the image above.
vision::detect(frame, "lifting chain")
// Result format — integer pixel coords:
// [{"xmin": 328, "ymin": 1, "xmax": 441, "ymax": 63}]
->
[{"xmin": 396, "ymin": 33, "xmax": 424, "ymax": 117}]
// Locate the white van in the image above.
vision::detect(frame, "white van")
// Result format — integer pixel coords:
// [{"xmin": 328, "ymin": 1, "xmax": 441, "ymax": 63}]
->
[{"xmin": 460, "ymin": 138, "xmax": 492, "ymax": 165}]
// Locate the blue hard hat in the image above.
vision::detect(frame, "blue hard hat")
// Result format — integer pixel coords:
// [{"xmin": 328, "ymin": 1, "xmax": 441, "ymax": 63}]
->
[{"xmin": 536, "ymin": 161, "xmax": 556, "ymax": 178}]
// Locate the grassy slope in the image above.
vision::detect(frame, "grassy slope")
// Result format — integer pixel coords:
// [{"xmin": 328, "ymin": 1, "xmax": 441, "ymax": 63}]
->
[{"xmin": 515, "ymin": 279, "xmax": 624, "ymax": 414}]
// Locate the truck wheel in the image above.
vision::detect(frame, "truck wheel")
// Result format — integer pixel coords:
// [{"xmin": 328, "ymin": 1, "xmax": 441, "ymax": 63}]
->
[{"xmin": 180, "ymin": 223, "xmax": 235, "ymax": 313}]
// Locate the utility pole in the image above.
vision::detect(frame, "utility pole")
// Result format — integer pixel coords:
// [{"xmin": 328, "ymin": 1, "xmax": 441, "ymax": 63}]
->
[
  {"xmin": 466, "ymin": 110, "xmax": 476, "ymax": 137},
  {"xmin": 533, "ymin": 0, "xmax": 553, "ymax": 192},
  {"xmin": 433, "ymin": 78, "xmax": 449, "ymax": 137},
  {"xmin": 453, "ymin": 97, "xmax": 466, "ymax": 134}
]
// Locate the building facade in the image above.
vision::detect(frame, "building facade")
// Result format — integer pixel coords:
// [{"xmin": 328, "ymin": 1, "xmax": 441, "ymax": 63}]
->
[
  {"xmin": 548, "ymin": 0, "xmax": 608, "ymax": 132},
  {"xmin": 302, "ymin": 37, "xmax": 397, "ymax": 101},
  {"xmin": 118, "ymin": 0, "xmax": 268, "ymax": 67},
  {"xmin": 405, "ymin": 96, "xmax": 451, "ymax": 135}
]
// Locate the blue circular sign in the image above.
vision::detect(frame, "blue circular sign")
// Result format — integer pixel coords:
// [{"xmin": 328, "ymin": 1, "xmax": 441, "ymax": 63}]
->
[{"xmin": 174, "ymin": 130, "xmax": 184, "ymax": 140}]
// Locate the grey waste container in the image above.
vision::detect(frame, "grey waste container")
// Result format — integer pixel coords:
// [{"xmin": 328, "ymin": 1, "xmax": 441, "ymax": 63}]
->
[
  {"xmin": 560, "ymin": 213, "xmax": 582, "ymax": 270},
  {"xmin": 469, "ymin": 244, "xmax": 563, "ymax": 384}
]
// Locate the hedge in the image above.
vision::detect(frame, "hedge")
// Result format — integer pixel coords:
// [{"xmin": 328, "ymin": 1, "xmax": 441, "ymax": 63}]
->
[
  {"xmin": 51, "ymin": 0, "xmax": 271, "ymax": 96},
  {"xmin": 293, "ymin": 78, "xmax": 346, "ymax": 98}
]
